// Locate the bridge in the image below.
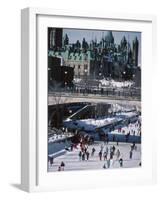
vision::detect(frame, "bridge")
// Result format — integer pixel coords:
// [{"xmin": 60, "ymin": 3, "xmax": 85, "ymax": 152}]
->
[{"xmin": 48, "ymin": 92, "xmax": 141, "ymax": 111}]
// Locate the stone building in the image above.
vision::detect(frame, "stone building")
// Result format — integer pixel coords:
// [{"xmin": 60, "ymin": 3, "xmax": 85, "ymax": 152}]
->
[
  {"xmin": 49, "ymin": 50, "xmax": 91, "ymax": 79},
  {"xmin": 48, "ymin": 30, "xmax": 140, "ymax": 81}
]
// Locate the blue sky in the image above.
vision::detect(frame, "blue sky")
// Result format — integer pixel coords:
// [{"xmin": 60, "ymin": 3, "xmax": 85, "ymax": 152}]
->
[{"xmin": 63, "ymin": 28, "xmax": 141, "ymax": 65}]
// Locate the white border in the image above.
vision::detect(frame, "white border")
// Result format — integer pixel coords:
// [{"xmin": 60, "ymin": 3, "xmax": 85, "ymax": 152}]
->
[{"xmin": 21, "ymin": 8, "xmax": 157, "ymax": 192}]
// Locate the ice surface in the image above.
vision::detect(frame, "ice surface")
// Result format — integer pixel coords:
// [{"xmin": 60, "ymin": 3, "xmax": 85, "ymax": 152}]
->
[{"xmin": 48, "ymin": 141, "xmax": 141, "ymax": 172}]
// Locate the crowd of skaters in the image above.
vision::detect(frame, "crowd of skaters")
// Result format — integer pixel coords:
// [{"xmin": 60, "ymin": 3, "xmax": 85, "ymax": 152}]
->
[
  {"xmin": 76, "ymin": 139, "xmax": 139, "ymax": 169},
  {"xmin": 48, "ymin": 126, "xmax": 141, "ymax": 171}
]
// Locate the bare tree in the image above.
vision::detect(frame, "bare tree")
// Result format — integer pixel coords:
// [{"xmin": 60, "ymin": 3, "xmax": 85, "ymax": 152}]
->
[{"xmin": 49, "ymin": 82, "xmax": 72, "ymax": 129}]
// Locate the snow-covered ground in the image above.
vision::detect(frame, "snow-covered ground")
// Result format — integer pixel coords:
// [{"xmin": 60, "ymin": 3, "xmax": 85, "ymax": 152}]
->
[
  {"xmin": 110, "ymin": 103, "xmax": 135, "ymax": 113},
  {"xmin": 48, "ymin": 141, "xmax": 141, "ymax": 172},
  {"xmin": 64, "ymin": 111, "xmax": 140, "ymax": 133},
  {"xmin": 73, "ymin": 78, "xmax": 134, "ymax": 88},
  {"xmin": 66, "ymin": 117, "xmax": 121, "ymax": 131},
  {"xmin": 110, "ymin": 122, "xmax": 141, "ymax": 136},
  {"xmin": 100, "ymin": 79, "xmax": 134, "ymax": 88}
]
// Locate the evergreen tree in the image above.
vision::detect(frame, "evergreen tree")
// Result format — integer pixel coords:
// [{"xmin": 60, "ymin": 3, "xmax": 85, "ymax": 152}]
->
[
  {"xmin": 82, "ymin": 38, "xmax": 89, "ymax": 50},
  {"xmin": 64, "ymin": 34, "xmax": 69, "ymax": 46},
  {"xmin": 75, "ymin": 40, "xmax": 81, "ymax": 49}
]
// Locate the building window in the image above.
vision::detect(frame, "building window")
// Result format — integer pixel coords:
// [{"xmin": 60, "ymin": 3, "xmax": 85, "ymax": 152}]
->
[
  {"xmin": 84, "ymin": 54, "xmax": 88, "ymax": 61},
  {"xmin": 84, "ymin": 64, "xmax": 88, "ymax": 70}
]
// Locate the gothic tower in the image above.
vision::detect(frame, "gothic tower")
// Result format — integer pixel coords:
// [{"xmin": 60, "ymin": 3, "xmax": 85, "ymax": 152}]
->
[{"xmin": 132, "ymin": 37, "xmax": 139, "ymax": 66}]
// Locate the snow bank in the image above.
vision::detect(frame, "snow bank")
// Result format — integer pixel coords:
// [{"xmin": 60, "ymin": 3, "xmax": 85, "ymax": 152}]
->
[
  {"xmin": 48, "ymin": 133, "xmax": 73, "ymax": 143},
  {"xmin": 100, "ymin": 79, "xmax": 134, "ymax": 88}
]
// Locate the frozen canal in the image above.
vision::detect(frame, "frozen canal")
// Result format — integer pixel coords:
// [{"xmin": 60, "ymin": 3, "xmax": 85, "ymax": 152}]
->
[{"xmin": 48, "ymin": 141, "xmax": 141, "ymax": 172}]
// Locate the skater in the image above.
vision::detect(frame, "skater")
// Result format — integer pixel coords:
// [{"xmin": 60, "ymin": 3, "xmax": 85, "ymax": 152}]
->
[
  {"xmin": 49, "ymin": 156, "xmax": 54, "ymax": 167},
  {"xmin": 105, "ymin": 134, "xmax": 109, "ymax": 144},
  {"xmin": 84, "ymin": 146, "xmax": 88, "ymax": 153},
  {"xmin": 107, "ymin": 158, "xmax": 110, "ymax": 168},
  {"xmin": 125, "ymin": 132, "xmax": 130, "ymax": 142},
  {"xmin": 86, "ymin": 151, "xmax": 90, "ymax": 161},
  {"xmin": 103, "ymin": 151, "xmax": 107, "ymax": 161},
  {"xmin": 129, "ymin": 150, "xmax": 133, "ymax": 159},
  {"xmin": 91, "ymin": 147, "xmax": 96, "ymax": 156},
  {"xmin": 58, "ymin": 166, "xmax": 61, "ymax": 171},
  {"xmin": 78, "ymin": 151, "xmax": 82, "ymax": 161},
  {"xmin": 60, "ymin": 161, "xmax": 65, "ymax": 171},
  {"xmin": 112, "ymin": 145, "xmax": 116, "ymax": 153},
  {"xmin": 110, "ymin": 150, "xmax": 114, "ymax": 159},
  {"xmin": 110, "ymin": 146, "xmax": 113, "ymax": 153},
  {"xmin": 132, "ymin": 142, "xmax": 137, "ymax": 151},
  {"xmin": 116, "ymin": 149, "xmax": 120, "ymax": 160},
  {"xmin": 82, "ymin": 152, "xmax": 85, "ymax": 161},
  {"xmin": 70, "ymin": 144, "xmax": 73, "ymax": 151},
  {"xmin": 103, "ymin": 163, "xmax": 106, "ymax": 169},
  {"xmin": 99, "ymin": 151, "xmax": 102, "ymax": 161},
  {"xmin": 116, "ymin": 138, "xmax": 119, "ymax": 146},
  {"xmin": 119, "ymin": 158, "xmax": 123, "ymax": 167},
  {"xmin": 81, "ymin": 145, "xmax": 84, "ymax": 153},
  {"xmin": 105, "ymin": 146, "xmax": 109, "ymax": 155}
]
